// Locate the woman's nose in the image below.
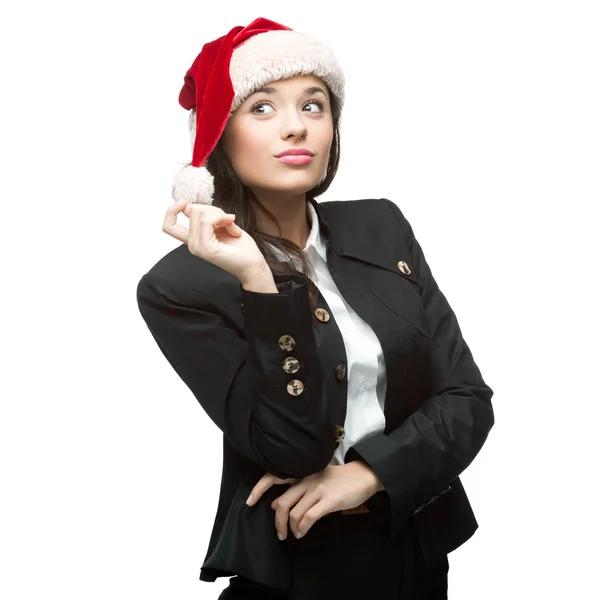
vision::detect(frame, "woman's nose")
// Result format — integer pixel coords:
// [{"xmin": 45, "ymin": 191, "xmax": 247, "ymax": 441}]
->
[{"xmin": 281, "ymin": 112, "xmax": 308, "ymax": 140}]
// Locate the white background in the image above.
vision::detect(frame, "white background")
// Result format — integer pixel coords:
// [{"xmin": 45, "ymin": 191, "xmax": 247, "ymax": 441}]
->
[{"xmin": 1, "ymin": 1, "xmax": 599, "ymax": 598}]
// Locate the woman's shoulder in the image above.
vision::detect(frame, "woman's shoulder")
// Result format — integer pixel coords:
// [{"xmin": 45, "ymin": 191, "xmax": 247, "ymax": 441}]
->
[
  {"xmin": 136, "ymin": 243, "xmax": 238, "ymax": 308},
  {"xmin": 320, "ymin": 197, "xmax": 406, "ymax": 217},
  {"xmin": 319, "ymin": 197, "xmax": 411, "ymax": 234}
]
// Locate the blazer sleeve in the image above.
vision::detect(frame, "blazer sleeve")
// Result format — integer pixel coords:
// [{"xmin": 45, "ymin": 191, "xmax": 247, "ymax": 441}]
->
[
  {"xmin": 344, "ymin": 198, "xmax": 495, "ymax": 539},
  {"xmin": 136, "ymin": 270, "xmax": 335, "ymax": 480}
]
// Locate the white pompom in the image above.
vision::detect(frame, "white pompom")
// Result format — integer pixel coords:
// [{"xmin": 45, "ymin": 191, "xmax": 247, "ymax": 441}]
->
[{"xmin": 171, "ymin": 164, "xmax": 215, "ymax": 205}]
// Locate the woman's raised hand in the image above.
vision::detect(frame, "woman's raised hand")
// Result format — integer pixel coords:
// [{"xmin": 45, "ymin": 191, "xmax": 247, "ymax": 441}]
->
[{"xmin": 162, "ymin": 200, "xmax": 268, "ymax": 283}]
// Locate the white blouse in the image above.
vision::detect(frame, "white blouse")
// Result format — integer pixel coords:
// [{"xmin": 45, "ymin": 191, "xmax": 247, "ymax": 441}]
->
[{"xmin": 268, "ymin": 201, "xmax": 388, "ymax": 466}]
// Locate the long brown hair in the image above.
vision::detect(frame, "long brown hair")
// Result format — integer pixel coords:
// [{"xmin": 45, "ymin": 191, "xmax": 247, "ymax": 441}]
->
[{"xmin": 199, "ymin": 84, "xmax": 342, "ymax": 318}]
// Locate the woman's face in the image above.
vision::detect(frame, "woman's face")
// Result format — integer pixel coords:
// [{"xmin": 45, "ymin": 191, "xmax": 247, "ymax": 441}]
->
[{"xmin": 221, "ymin": 74, "xmax": 334, "ymax": 199}]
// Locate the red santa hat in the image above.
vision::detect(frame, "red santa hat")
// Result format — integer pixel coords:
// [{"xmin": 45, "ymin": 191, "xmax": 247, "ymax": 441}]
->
[{"xmin": 172, "ymin": 17, "xmax": 345, "ymax": 205}]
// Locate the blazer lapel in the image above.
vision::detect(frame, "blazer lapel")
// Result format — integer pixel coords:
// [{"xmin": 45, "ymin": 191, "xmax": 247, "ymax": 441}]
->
[{"xmin": 313, "ymin": 198, "xmax": 432, "ymax": 427}]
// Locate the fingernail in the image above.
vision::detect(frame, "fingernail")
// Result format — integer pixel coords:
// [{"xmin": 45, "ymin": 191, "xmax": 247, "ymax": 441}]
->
[
  {"xmin": 246, "ymin": 495, "xmax": 253, "ymax": 505},
  {"xmin": 294, "ymin": 531, "xmax": 303, "ymax": 539},
  {"xmin": 277, "ymin": 532, "xmax": 284, "ymax": 541}
]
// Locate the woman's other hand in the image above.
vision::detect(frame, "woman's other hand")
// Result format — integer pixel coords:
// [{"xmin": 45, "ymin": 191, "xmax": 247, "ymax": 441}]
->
[
  {"xmin": 246, "ymin": 462, "xmax": 384, "ymax": 541},
  {"xmin": 162, "ymin": 200, "xmax": 268, "ymax": 283}
]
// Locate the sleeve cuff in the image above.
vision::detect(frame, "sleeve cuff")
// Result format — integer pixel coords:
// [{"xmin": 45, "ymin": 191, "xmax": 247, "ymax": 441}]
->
[
  {"xmin": 365, "ymin": 491, "xmax": 392, "ymax": 522},
  {"xmin": 240, "ymin": 274, "xmax": 313, "ymax": 340},
  {"xmin": 345, "ymin": 445, "xmax": 393, "ymax": 523}
]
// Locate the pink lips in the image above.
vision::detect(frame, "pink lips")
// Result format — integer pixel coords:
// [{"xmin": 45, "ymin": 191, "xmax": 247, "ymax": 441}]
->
[
  {"xmin": 275, "ymin": 147, "xmax": 315, "ymax": 165},
  {"xmin": 276, "ymin": 155, "xmax": 314, "ymax": 165}
]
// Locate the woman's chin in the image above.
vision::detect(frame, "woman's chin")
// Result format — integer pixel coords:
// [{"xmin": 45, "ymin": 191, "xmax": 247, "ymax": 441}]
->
[
  {"xmin": 246, "ymin": 179, "xmax": 319, "ymax": 196},
  {"xmin": 251, "ymin": 175, "xmax": 323, "ymax": 196}
]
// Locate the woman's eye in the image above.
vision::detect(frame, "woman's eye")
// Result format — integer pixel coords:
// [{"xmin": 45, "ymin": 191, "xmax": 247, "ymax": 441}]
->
[
  {"xmin": 304, "ymin": 101, "xmax": 324, "ymax": 113},
  {"xmin": 252, "ymin": 102, "xmax": 274, "ymax": 115},
  {"xmin": 251, "ymin": 100, "xmax": 324, "ymax": 115}
]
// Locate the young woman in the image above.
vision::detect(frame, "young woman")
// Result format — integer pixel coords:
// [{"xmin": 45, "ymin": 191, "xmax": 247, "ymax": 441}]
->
[{"xmin": 136, "ymin": 17, "xmax": 495, "ymax": 600}]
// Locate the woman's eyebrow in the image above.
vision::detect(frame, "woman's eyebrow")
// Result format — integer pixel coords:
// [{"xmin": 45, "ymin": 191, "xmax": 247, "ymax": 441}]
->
[{"xmin": 250, "ymin": 86, "xmax": 327, "ymax": 97}]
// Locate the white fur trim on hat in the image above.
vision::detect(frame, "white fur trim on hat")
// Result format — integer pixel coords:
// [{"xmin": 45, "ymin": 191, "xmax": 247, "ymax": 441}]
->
[
  {"xmin": 171, "ymin": 164, "xmax": 215, "ymax": 205},
  {"xmin": 229, "ymin": 30, "xmax": 345, "ymax": 113}
]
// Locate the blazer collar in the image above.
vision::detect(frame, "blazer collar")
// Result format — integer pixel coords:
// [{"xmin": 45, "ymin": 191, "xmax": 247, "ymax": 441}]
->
[
  {"xmin": 264, "ymin": 198, "xmax": 415, "ymax": 284},
  {"xmin": 311, "ymin": 198, "xmax": 413, "ymax": 281}
]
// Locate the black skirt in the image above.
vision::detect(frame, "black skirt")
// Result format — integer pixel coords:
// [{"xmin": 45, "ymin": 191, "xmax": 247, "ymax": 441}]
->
[{"xmin": 217, "ymin": 514, "xmax": 448, "ymax": 600}]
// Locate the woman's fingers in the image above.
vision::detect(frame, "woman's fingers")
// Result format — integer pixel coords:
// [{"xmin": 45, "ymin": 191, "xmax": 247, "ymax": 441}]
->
[
  {"xmin": 225, "ymin": 220, "xmax": 242, "ymax": 236},
  {"xmin": 162, "ymin": 200, "xmax": 191, "ymax": 244},
  {"xmin": 288, "ymin": 493, "xmax": 335, "ymax": 539},
  {"xmin": 188, "ymin": 205, "xmax": 235, "ymax": 256},
  {"xmin": 246, "ymin": 474, "xmax": 297, "ymax": 506},
  {"xmin": 272, "ymin": 485, "xmax": 307, "ymax": 540},
  {"xmin": 162, "ymin": 200, "xmax": 238, "ymax": 248}
]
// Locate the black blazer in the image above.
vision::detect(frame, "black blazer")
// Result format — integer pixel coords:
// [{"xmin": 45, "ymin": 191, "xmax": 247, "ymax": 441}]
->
[{"xmin": 136, "ymin": 197, "xmax": 494, "ymax": 590}]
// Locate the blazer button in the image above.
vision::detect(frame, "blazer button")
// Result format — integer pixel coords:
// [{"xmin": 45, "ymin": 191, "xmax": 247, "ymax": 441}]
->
[
  {"xmin": 287, "ymin": 379, "xmax": 304, "ymax": 396},
  {"xmin": 314, "ymin": 308, "xmax": 330, "ymax": 322},
  {"xmin": 282, "ymin": 356, "xmax": 300, "ymax": 374},
  {"xmin": 334, "ymin": 425, "xmax": 345, "ymax": 442},
  {"xmin": 397, "ymin": 260, "xmax": 411, "ymax": 275},
  {"xmin": 335, "ymin": 363, "xmax": 346, "ymax": 381},
  {"xmin": 278, "ymin": 335, "xmax": 296, "ymax": 352}
]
